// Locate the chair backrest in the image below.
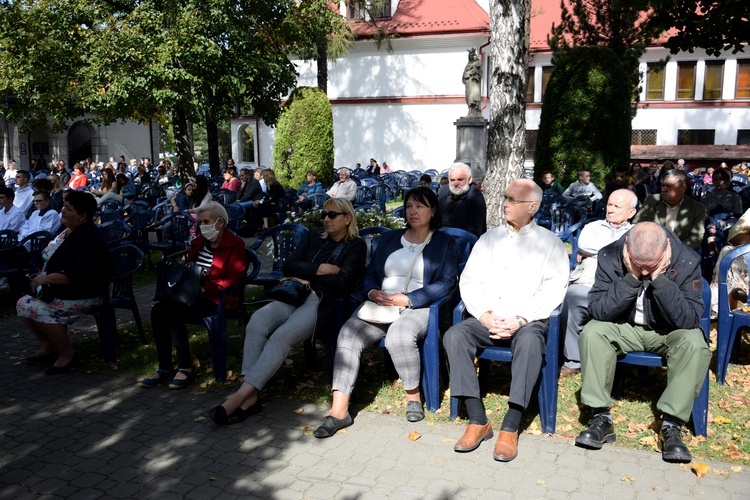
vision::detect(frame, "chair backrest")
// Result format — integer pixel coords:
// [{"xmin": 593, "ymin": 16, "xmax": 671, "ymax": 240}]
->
[
  {"xmin": 307, "ymin": 193, "xmax": 330, "ymax": 209},
  {"xmin": 109, "ymin": 244, "xmax": 145, "ymax": 299},
  {"xmin": 354, "ymin": 186, "xmax": 374, "ymax": 206},
  {"xmin": 548, "ymin": 202, "xmax": 587, "ymax": 237},
  {"xmin": 250, "ymin": 223, "xmax": 309, "ymax": 274},
  {"xmin": 98, "ymin": 199, "xmax": 124, "ymax": 213},
  {"xmin": 18, "ymin": 230, "xmax": 55, "ymax": 270},
  {"xmin": 391, "ymin": 206, "xmax": 405, "ymax": 219},
  {"xmin": 96, "ymin": 209, "xmax": 124, "ymax": 224},
  {"xmin": 139, "ymin": 182, "xmax": 165, "ymax": 205},
  {"xmin": 560, "ymin": 217, "xmax": 602, "ymax": 270},
  {"xmin": 165, "ymin": 211, "xmax": 194, "ymax": 250},
  {"xmin": 122, "ymin": 200, "xmax": 152, "ymax": 216},
  {"xmin": 359, "ymin": 177, "xmax": 378, "ymax": 187},
  {"xmin": 0, "ymin": 229, "xmax": 18, "ymax": 250},
  {"xmin": 369, "ymin": 184, "xmax": 391, "ymax": 211},
  {"xmin": 223, "ymin": 203, "xmax": 246, "ymax": 232},
  {"xmin": 359, "ymin": 226, "xmax": 391, "ymax": 266},
  {"xmin": 151, "ymin": 200, "xmax": 172, "ymax": 223},
  {"xmin": 215, "ymin": 189, "xmax": 237, "ymax": 205},
  {"xmin": 439, "ymin": 227, "xmax": 478, "ymax": 274},
  {"xmin": 424, "ymin": 169, "xmax": 439, "ymax": 179},
  {"xmin": 100, "ymin": 220, "xmax": 133, "ymax": 248},
  {"xmin": 124, "ymin": 211, "xmax": 153, "ymax": 245}
]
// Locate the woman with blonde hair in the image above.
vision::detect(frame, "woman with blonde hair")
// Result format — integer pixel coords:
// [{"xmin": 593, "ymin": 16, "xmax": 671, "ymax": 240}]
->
[{"xmin": 209, "ymin": 198, "xmax": 366, "ymax": 425}]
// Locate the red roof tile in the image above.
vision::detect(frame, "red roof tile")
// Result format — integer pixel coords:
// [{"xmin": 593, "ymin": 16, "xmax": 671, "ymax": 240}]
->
[{"xmin": 351, "ymin": 0, "xmax": 490, "ymax": 38}]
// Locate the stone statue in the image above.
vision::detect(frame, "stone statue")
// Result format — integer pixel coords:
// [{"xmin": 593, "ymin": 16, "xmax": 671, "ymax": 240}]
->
[{"xmin": 462, "ymin": 48, "xmax": 482, "ymax": 118}]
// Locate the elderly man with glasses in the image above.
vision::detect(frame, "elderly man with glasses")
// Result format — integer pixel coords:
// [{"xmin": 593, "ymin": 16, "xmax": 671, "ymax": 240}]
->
[
  {"xmin": 326, "ymin": 168, "xmax": 357, "ymax": 202},
  {"xmin": 443, "ymin": 179, "xmax": 569, "ymax": 462}
]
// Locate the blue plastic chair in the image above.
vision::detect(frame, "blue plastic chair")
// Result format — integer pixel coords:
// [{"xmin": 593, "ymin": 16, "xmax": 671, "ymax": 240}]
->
[
  {"xmin": 99, "ymin": 220, "xmax": 132, "ymax": 248},
  {"xmin": 717, "ymin": 245, "xmax": 750, "ymax": 385},
  {"xmin": 306, "ymin": 193, "xmax": 330, "ymax": 209},
  {"xmin": 613, "ymin": 279, "xmax": 711, "ymax": 436},
  {"xmin": 224, "ymin": 203, "xmax": 246, "ymax": 232},
  {"xmin": 353, "ymin": 186, "xmax": 374, "ymax": 208},
  {"xmin": 449, "ymin": 303, "xmax": 562, "ymax": 434},
  {"xmin": 201, "ymin": 248, "xmax": 260, "ymax": 381},
  {"xmin": 438, "ymin": 227, "xmax": 477, "ymax": 274},
  {"xmin": 249, "ymin": 224, "xmax": 309, "ymax": 289},
  {"xmin": 109, "ymin": 244, "xmax": 147, "ymax": 343},
  {"xmin": 359, "ymin": 226, "xmax": 391, "ymax": 267}
]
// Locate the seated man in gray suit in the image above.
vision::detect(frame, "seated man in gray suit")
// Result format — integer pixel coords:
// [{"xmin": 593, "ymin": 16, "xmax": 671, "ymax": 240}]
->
[{"xmin": 632, "ymin": 169, "xmax": 705, "ymax": 250}]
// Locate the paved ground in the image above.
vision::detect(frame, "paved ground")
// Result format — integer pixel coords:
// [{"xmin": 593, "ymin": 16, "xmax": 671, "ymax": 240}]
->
[{"xmin": 1, "ymin": 283, "xmax": 749, "ymax": 499}]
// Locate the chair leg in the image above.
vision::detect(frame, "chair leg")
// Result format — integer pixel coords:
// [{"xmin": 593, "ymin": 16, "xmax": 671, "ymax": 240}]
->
[
  {"xmin": 95, "ymin": 304, "xmax": 117, "ymax": 363},
  {"xmin": 612, "ymin": 363, "xmax": 626, "ymax": 399},
  {"xmin": 538, "ymin": 362, "xmax": 558, "ymax": 434},
  {"xmin": 450, "ymin": 396, "xmax": 461, "ymax": 420},
  {"xmin": 204, "ymin": 315, "xmax": 227, "ymax": 382},
  {"xmin": 691, "ymin": 371, "xmax": 709, "ymax": 437},
  {"xmin": 130, "ymin": 301, "xmax": 147, "ymax": 344},
  {"xmin": 303, "ymin": 339, "xmax": 317, "ymax": 368}
]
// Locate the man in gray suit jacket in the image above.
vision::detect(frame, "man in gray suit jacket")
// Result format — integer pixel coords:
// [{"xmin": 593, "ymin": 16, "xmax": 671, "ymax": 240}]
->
[{"xmin": 631, "ymin": 169, "xmax": 705, "ymax": 250}]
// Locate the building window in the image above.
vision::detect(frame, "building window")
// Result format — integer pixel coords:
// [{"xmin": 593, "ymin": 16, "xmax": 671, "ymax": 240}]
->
[
  {"xmin": 525, "ymin": 130, "xmax": 538, "ymax": 160},
  {"xmin": 676, "ymin": 62, "xmax": 696, "ymax": 99},
  {"xmin": 737, "ymin": 60, "xmax": 750, "ymax": 98},
  {"xmin": 541, "ymin": 66, "xmax": 553, "ymax": 99},
  {"xmin": 677, "ymin": 129, "xmax": 715, "ymax": 145},
  {"xmin": 738, "ymin": 130, "xmax": 750, "ymax": 146},
  {"xmin": 632, "ymin": 130, "xmax": 657, "ymax": 146},
  {"xmin": 346, "ymin": 1, "xmax": 366, "ymax": 20},
  {"xmin": 703, "ymin": 61, "xmax": 724, "ymax": 99},
  {"xmin": 526, "ymin": 68, "xmax": 535, "ymax": 103},
  {"xmin": 646, "ymin": 63, "xmax": 665, "ymax": 100},
  {"xmin": 371, "ymin": 0, "xmax": 390, "ymax": 18},
  {"xmin": 32, "ymin": 142, "xmax": 50, "ymax": 155}
]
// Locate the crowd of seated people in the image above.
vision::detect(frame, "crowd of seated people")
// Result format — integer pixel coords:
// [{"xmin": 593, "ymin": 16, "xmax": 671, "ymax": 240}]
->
[{"xmin": 8, "ymin": 156, "xmax": 750, "ymax": 469}]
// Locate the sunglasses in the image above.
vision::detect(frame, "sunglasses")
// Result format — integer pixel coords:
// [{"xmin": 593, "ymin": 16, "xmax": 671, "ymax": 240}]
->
[{"xmin": 321, "ymin": 211, "xmax": 346, "ymax": 219}]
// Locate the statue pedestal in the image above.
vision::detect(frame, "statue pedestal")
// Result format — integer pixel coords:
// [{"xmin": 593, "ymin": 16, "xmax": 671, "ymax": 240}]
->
[{"xmin": 454, "ymin": 117, "xmax": 488, "ymax": 180}]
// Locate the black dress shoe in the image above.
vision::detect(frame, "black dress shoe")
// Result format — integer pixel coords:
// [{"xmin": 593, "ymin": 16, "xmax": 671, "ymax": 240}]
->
[
  {"xmin": 25, "ymin": 351, "xmax": 59, "ymax": 366},
  {"xmin": 227, "ymin": 398, "xmax": 263, "ymax": 425},
  {"xmin": 313, "ymin": 413, "xmax": 353, "ymax": 438},
  {"xmin": 660, "ymin": 425, "xmax": 692, "ymax": 463},
  {"xmin": 209, "ymin": 404, "xmax": 230, "ymax": 425},
  {"xmin": 45, "ymin": 355, "xmax": 76, "ymax": 375},
  {"xmin": 575, "ymin": 414, "xmax": 616, "ymax": 450}
]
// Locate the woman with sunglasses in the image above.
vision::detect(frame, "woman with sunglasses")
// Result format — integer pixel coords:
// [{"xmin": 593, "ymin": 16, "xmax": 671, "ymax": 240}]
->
[
  {"xmin": 209, "ymin": 198, "xmax": 366, "ymax": 425},
  {"xmin": 314, "ymin": 187, "xmax": 458, "ymax": 437}
]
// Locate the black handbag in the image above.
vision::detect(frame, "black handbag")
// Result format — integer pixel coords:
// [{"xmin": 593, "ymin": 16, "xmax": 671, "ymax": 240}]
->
[
  {"xmin": 262, "ymin": 278, "xmax": 312, "ymax": 307},
  {"xmin": 154, "ymin": 259, "xmax": 203, "ymax": 307}
]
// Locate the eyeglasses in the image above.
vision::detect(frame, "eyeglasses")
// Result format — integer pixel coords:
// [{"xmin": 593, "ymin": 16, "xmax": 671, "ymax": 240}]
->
[
  {"xmin": 321, "ymin": 211, "xmax": 346, "ymax": 219},
  {"xmin": 502, "ymin": 195, "xmax": 536, "ymax": 205}
]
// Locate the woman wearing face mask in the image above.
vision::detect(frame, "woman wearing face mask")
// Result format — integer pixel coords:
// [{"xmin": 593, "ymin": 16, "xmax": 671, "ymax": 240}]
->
[{"xmin": 139, "ymin": 202, "xmax": 247, "ymax": 389}]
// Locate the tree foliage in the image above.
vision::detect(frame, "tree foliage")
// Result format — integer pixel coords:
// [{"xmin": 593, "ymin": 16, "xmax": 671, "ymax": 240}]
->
[
  {"xmin": 534, "ymin": 46, "xmax": 632, "ymax": 188},
  {"xmin": 645, "ymin": 0, "xmax": 749, "ymax": 57},
  {"xmin": 548, "ymin": 0, "xmax": 655, "ymax": 107},
  {"xmin": 272, "ymin": 86, "xmax": 334, "ymax": 189},
  {"xmin": 0, "ymin": 0, "xmax": 347, "ymax": 179}
]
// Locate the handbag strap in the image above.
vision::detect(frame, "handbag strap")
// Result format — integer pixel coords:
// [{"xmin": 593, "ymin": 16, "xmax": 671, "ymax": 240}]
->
[
  {"xmin": 401, "ymin": 230, "xmax": 433, "ymax": 293},
  {"xmin": 328, "ymin": 241, "xmax": 346, "ymax": 265}
]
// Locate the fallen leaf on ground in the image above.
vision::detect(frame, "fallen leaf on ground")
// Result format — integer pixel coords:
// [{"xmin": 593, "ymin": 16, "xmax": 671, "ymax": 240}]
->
[
  {"xmin": 299, "ymin": 425, "xmax": 315, "ymax": 435},
  {"xmin": 408, "ymin": 431, "xmax": 421, "ymax": 441},
  {"xmin": 3, "ymin": 398, "xmax": 16, "ymax": 403},
  {"xmin": 689, "ymin": 436, "xmax": 706, "ymax": 447},
  {"xmin": 293, "ymin": 408, "xmax": 304, "ymax": 414},
  {"xmin": 613, "ymin": 415, "xmax": 627, "ymax": 424},
  {"xmin": 426, "ymin": 421, "xmax": 434, "ymax": 427},
  {"xmin": 690, "ymin": 462, "xmax": 711, "ymax": 478},
  {"xmin": 193, "ymin": 416, "xmax": 206, "ymax": 422},
  {"xmin": 623, "ymin": 432, "xmax": 638, "ymax": 439},
  {"xmin": 731, "ymin": 466, "xmax": 742, "ymax": 472},
  {"xmin": 713, "ymin": 415, "xmax": 731, "ymax": 425},
  {"xmin": 209, "ymin": 477, "xmax": 218, "ymax": 481},
  {"xmin": 537, "ymin": 480, "xmax": 545, "ymax": 485},
  {"xmin": 442, "ymin": 438, "xmax": 454, "ymax": 443},
  {"xmin": 714, "ymin": 469, "xmax": 729, "ymax": 476},
  {"xmin": 620, "ymin": 476, "xmax": 636, "ymax": 482},
  {"xmin": 639, "ymin": 436, "xmax": 660, "ymax": 452}
]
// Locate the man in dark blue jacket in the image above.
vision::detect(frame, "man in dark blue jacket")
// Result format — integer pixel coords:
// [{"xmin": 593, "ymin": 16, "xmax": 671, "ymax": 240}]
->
[{"xmin": 575, "ymin": 222, "xmax": 710, "ymax": 463}]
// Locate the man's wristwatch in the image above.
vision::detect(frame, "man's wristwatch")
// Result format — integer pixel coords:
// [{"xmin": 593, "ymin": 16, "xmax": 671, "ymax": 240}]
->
[{"xmin": 515, "ymin": 316, "xmax": 526, "ymax": 329}]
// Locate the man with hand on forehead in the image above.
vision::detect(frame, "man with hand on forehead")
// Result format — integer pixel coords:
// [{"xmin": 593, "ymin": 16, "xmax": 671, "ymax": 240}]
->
[{"xmin": 575, "ymin": 222, "xmax": 710, "ymax": 463}]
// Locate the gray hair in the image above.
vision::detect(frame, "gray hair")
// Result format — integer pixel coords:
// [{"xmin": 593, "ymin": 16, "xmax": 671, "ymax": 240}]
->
[
  {"xmin": 449, "ymin": 162, "xmax": 472, "ymax": 178},
  {"xmin": 196, "ymin": 201, "xmax": 228, "ymax": 225},
  {"xmin": 627, "ymin": 222, "xmax": 668, "ymax": 262},
  {"xmin": 662, "ymin": 169, "xmax": 688, "ymax": 188},
  {"xmin": 610, "ymin": 188, "xmax": 638, "ymax": 209}
]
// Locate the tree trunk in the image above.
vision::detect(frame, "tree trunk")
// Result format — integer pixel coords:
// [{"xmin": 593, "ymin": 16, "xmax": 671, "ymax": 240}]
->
[
  {"xmin": 317, "ymin": 38, "xmax": 328, "ymax": 94},
  {"xmin": 205, "ymin": 87, "xmax": 221, "ymax": 178},
  {"xmin": 172, "ymin": 105, "xmax": 195, "ymax": 184},
  {"xmin": 483, "ymin": 0, "xmax": 530, "ymax": 229}
]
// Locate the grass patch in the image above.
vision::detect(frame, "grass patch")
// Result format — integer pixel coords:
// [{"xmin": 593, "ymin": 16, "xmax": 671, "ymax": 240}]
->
[{"xmin": 72, "ymin": 308, "xmax": 750, "ymax": 465}]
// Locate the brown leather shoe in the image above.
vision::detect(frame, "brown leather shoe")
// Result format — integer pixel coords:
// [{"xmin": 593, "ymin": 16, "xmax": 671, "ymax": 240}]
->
[
  {"xmin": 493, "ymin": 430, "xmax": 519, "ymax": 462},
  {"xmin": 560, "ymin": 365, "xmax": 581, "ymax": 377},
  {"xmin": 454, "ymin": 422, "xmax": 493, "ymax": 452}
]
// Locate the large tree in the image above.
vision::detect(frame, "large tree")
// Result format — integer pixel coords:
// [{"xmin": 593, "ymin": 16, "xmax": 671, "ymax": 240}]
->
[
  {"xmin": 483, "ymin": 0, "xmax": 530, "ymax": 229},
  {"xmin": 0, "ymin": 0, "xmax": 346, "ymax": 179}
]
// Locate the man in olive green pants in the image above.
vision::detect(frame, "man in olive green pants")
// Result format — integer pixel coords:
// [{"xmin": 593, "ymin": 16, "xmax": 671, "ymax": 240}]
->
[{"xmin": 575, "ymin": 222, "xmax": 710, "ymax": 464}]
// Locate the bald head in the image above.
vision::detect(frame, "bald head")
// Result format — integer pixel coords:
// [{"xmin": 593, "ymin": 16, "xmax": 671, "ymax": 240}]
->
[
  {"xmin": 512, "ymin": 179, "xmax": 542, "ymax": 205},
  {"xmin": 606, "ymin": 189, "xmax": 638, "ymax": 227},
  {"xmin": 626, "ymin": 222, "xmax": 668, "ymax": 264}
]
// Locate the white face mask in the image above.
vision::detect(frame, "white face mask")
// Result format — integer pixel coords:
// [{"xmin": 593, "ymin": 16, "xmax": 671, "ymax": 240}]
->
[{"xmin": 200, "ymin": 220, "xmax": 220, "ymax": 242}]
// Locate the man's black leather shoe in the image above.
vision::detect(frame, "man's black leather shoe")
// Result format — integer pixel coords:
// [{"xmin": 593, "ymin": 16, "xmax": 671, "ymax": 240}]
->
[
  {"xmin": 575, "ymin": 414, "xmax": 616, "ymax": 450},
  {"xmin": 660, "ymin": 425, "xmax": 692, "ymax": 463}
]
